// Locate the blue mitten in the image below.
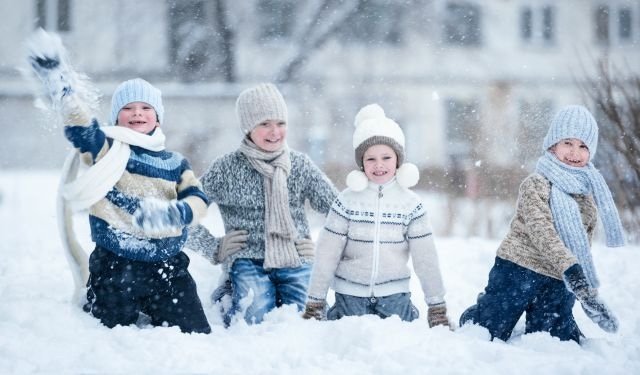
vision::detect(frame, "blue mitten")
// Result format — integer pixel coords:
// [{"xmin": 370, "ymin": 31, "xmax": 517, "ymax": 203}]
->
[
  {"xmin": 563, "ymin": 264, "xmax": 619, "ymax": 333},
  {"xmin": 133, "ymin": 198, "xmax": 191, "ymax": 235}
]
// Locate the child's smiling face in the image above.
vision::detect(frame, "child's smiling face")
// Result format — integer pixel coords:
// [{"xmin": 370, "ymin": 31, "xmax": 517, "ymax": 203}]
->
[
  {"xmin": 550, "ymin": 138, "xmax": 590, "ymax": 167},
  {"xmin": 363, "ymin": 144, "xmax": 398, "ymax": 185},
  {"xmin": 117, "ymin": 101, "xmax": 158, "ymax": 133},
  {"xmin": 249, "ymin": 119, "xmax": 288, "ymax": 152}
]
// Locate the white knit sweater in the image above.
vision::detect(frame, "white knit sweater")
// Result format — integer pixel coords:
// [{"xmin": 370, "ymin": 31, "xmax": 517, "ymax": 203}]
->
[{"xmin": 307, "ymin": 178, "xmax": 446, "ymax": 306}]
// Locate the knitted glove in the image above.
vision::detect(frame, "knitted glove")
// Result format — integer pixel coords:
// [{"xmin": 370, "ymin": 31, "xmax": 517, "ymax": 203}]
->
[
  {"xmin": 427, "ymin": 302, "xmax": 450, "ymax": 328},
  {"xmin": 302, "ymin": 299, "xmax": 327, "ymax": 320},
  {"xmin": 133, "ymin": 198, "xmax": 190, "ymax": 235},
  {"xmin": 563, "ymin": 264, "xmax": 619, "ymax": 333},
  {"xmin": 295, "ymin": 238, "xmax": 315, "ymax": 260},
  {"xmin": 216, "ymin": 230, "xmax": 249, "ymax": 263}
]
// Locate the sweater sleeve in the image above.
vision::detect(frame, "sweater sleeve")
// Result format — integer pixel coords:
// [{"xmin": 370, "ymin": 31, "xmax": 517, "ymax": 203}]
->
[
  {"xmin": 300, "ymin": 154, "xmax": 338, "ymax": 215},
  {"xmin": 306, "ymin": 197, "xmax": 350, "ymax": 300},
  {"xmin": 517, "ymin": 176, "xmax": 578, "ymax": 275},
  {"xmin": 407, "ymin": 204, "xmax": 446, "ymax": 306},
  {"xmin": 185, "ymin": 224, "xmax": 222, "ymax": 263}
]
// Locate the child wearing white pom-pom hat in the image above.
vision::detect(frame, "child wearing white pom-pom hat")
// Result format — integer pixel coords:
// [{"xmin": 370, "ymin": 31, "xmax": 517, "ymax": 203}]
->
[{"xmin": 302, "ymin": 104, "xmax": 450, "ymax": 328}]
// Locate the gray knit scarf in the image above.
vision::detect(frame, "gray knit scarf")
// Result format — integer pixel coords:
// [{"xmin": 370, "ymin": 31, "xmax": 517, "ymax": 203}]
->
[
  {"xmin": 536, "ymin": 151, "xmax": 625, "ymax": 287},
  {"xmin": 239, "ymin": 137, "xmax": 301, "ymax": 269}
]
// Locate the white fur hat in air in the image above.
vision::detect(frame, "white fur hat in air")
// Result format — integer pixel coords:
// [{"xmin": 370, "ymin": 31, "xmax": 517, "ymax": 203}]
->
[
  {"xmin": 110, "ymin": 78, "xmax": 164, "ymax": 125},
  {"xmin": 347, "ymin": 104, "xmax": 419, "ymax": 191}
]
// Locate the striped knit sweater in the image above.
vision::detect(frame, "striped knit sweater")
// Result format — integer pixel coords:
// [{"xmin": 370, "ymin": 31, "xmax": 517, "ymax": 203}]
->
[
  {"xmin": 496, "ymin": 173, "xmax": 597, "ymax": 280},
  {"xmin": 185, "ymin": 149, "xmax": 337, "ymax": 269},
  {"xmin": 307, "ymin": 179, "xmax": 446, "ymax": 305},
  {"xmin": 65, "ymin": 120, "xmax": 209, "ymax": 262}
]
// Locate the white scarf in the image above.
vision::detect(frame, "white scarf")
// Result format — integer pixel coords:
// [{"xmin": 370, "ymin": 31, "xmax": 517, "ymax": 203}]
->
[{"xmin": 63, "ymin": 126, "xmax": 166, "ymax": 210}]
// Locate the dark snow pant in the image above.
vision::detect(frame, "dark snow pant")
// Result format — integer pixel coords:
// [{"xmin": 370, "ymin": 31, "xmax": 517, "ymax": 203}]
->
[
  {"xmin": 459, "ymin": 257, "xmax": 582, "ymax": 343},
  {"xmin": 84, "ymin": 246, "xmax": 211, "ymax": 334},
  {"xmin": 327, "ymin": 292, "xmax": 419, "ymax": 322}
]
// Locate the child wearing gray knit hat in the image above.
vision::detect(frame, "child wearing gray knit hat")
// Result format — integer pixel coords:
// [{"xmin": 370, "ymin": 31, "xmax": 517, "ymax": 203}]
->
[
  {"xmin": 186, "ymin": 82, "xmax": 338, "ymax": 327},
  {"xmin": 460, "ymin": 104, "xmax": 624, "ymax": 343}
]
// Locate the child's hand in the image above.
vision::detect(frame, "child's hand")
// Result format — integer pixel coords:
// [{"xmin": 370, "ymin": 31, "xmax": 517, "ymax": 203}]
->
[
  {"xmin": 427, "ymin": 302, "xmax": 451, "ymax": 328},
  {"xmin": 563, "ymin": 264, "xmax": 619, "ymax": 333},
  {"xmin": 294, "ymin": 238, "xmax": 315, "ymax": 260},
  {"xmin": 302, "ymin": 299, "xmax": 327, "ymax": 320},
  {"xmin": 133, "ymin": 198, "xmax": 188, "ymax": 236}
]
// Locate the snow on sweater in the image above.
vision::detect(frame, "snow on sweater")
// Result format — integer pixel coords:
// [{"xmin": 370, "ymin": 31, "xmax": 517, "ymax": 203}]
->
[
  {"xmin": 186, "ymin": 149, "xmax": 337, "ymax": 269},
  {"xmin": 496, "ymin": 173, "xmax": 597, "ymax": 280},
  {"xmin": 307, "ymin": 179, "xmax": 446, "ymax": 306},
  {"xmin": 64, "ymin": 120, "xmax": 209, "ymax": 262}
]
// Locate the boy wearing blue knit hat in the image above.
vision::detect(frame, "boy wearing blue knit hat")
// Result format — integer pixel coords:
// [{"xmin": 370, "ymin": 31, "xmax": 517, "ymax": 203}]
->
[
  {"xmin": 64, "ymin": 78, "xmax": 212, "ymax": 333},
  {"xmin": 459, "ymin": 105, "xmax": 625, "ymax": 343}
]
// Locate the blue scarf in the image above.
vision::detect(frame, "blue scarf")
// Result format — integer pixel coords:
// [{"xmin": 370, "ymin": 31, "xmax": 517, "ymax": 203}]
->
[{"xmin": 536, "ymin": 151, "xmax": 625, "ymax": 287}]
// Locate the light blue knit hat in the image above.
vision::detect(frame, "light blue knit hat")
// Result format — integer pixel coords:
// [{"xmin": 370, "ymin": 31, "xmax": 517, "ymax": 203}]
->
[
  {"xmin": 110, "ymin": 78, "xmax": 164, "ymax": 125},
  {"xmin": 542, "ymin": 105, "xmax": 598, "ymax": 160}
]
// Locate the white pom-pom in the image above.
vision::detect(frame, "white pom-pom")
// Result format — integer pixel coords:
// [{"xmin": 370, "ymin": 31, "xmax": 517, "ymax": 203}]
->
[
  {"xmin": 354, "ymin": 104, "xmax": 385, "ymax": 128},
  {"xmin": 396, "ymin": 163, "xmax": 419, "ymax": 188},
  {"xmin": 346, "ymin": 170, "xmax": 368, "ymax": 191}
]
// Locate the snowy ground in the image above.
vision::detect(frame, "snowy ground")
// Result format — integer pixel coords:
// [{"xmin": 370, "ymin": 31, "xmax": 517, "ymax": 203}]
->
[{"xmin": 0, "ymin": 170, "xmax": 638, "ymax": 374}]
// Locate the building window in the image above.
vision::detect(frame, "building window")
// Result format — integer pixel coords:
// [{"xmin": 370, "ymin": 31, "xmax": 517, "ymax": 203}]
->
[
  {"xmin": 35, "ymin": 0, "xmax": 71, "ymax": 31},
  {"xmin": 443, "ymin": 2, "xmax": 482, "ymax": 46},
  {"xmin": 520, "ymin": 5, "xmax": 555, "ymax": 44},
  {"xmin": 257, "ymin": 0, "xmax": 296, "ymax": 41},
  {"xmin": 445, "ymin": 99, "xmax": 480, "ymax": 162},
  {"xmin": 619, "ymin": 7, "xmax": 632, "ymax": 41},
  {"xmin": 340, "ymin": 0, "xmax": 405, "ymax": 45},
  {"xmin": 594, "ymin": 4, "xmax": 636, "ymax": 45}
]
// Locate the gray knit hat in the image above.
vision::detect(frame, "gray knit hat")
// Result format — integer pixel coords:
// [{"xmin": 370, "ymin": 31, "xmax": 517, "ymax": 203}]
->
[
  {"xmin": 352, "ymin": 104, "xmax": 405, "ymax": 169},
  {"xmin": 110, "ymin": 78, "xmax": 164, "ymax": 125},
  {"xmin": 235, "ymin": 83, "xmax": 288, "ymax": 134},
  {"xmin": 543, "ymin": 105, "xmax": 598, "ymax": 159}
]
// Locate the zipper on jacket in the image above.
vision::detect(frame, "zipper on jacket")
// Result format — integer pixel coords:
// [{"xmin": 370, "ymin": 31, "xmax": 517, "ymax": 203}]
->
[{"xmin": 368, "ymin": 185, "xmax": 384, "ymax": 297}]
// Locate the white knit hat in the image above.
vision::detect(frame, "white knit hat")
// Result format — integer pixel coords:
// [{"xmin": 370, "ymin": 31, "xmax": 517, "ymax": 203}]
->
[
  {"xmin": 235, "ymin": 83, "xmax": 288, "ymax": 134},
  {"xmin": 543, "ymin": 105, "xmax": 598, "ymax": 160},
  {"xmin": 347, "ymin": 104, "xmax": 419, "ymax": 191},
  {"xmin": 110, "ymin": 78, "xmax": 164, "ymax": 125}
]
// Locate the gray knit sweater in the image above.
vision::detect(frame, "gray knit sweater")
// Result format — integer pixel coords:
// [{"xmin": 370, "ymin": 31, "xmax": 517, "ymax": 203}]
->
[
  {"xmin": 496, "ymin": 173, "xmax": 597, "ymax": 280},
  {"xmin": 307, "ymin": 179, "xmax": 446, "ymax": 306},
  {"xmin": 186, "ymin": 149, "xmax": 337, "ymax": 269}
]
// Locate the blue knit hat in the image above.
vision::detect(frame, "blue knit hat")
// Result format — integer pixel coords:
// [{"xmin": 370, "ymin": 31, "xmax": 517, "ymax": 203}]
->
[
  {"xmin": 110, "ymin": 78, "xmax": 164, "ymax": 125},
  {"xmin": 542, "ymin": 105, "xmax": 598, "ymax": 159}
]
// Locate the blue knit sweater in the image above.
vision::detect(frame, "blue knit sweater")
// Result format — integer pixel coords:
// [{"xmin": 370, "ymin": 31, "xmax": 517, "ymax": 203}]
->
[
  {"xmin": 65, "ymin": 121, "xmax": 209, "ymax": 262},
  {"xmin": 186, "ymin": 149, "xmax": 337, "ymax": 269}
]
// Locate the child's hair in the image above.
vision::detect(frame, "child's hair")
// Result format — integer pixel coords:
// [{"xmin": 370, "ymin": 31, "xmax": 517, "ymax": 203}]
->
[
  {"xmin": 110, "ymin": 78, "xmax": 164, "ymax": 125},
  {"xmin": 235, "ymin": 83, "xmax": 288, "ymax": 135},
  {"xmin": 542, "ymin": 105, "xmax": 598, "ymax": 159}
]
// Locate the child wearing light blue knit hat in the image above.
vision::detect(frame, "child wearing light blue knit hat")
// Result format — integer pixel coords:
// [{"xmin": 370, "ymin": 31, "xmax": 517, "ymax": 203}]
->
[
  {"xmin": 460, "ymin": 104, "xmax": 624, "ymax": 344},
  {"xmin": 110, "ymin": 78, "xmax": 164, "ymax": 125}
]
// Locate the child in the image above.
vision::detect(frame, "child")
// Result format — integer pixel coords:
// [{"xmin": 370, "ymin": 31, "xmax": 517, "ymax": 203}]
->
[
  {"xmin": 302, "ymin": 104, "xmax": 450, "ymax": 328},
  {"xmin": 64, "ymin": 78, "xmax": 212, "ymax": 333},
  {"xmin": 459, "ymin": 105, "xmax": 624, "ymax": 343},
  {"xmin": 186, "ymin": 83, "xmax": 337, "ymax": 326}
]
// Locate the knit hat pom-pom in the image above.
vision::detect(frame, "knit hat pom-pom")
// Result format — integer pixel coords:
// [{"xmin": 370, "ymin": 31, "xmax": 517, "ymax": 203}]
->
[
  {"xmin": 354, "ymin": 104, "xmax": 386, "ymax": 128},
  {"xmin": 396, "ymin": 163, "xmax": 419, "ymax": 188},
  {"xmin": 346, "ymin": 170, "xmax": 369, "ymax": 191}
]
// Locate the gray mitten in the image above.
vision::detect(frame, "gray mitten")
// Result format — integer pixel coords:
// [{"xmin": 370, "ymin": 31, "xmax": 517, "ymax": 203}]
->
[
  {"xmin": 563, "ymin": 264, "xmax": 619, "ymax": 333},
  {"xmin": 295, "ymin": 238, "xmax": 315, "ymax": 260},
  {"xmin": 216, "ymin": 230, "xmax": 248, "ymax": 263},
  {"xmin": 302, "ymin": 299, "xmax": 327, "ymax": 320}
]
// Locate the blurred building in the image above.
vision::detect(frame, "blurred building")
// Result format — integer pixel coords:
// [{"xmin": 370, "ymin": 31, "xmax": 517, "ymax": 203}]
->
[{"xmin": 1, "ymin": 0, "xmax": 638, "ymax": 195}]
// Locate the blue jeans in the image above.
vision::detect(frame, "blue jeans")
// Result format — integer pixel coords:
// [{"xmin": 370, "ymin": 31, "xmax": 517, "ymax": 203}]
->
[
  {"xmin": 227, "ymin": 258, "xmax": 311, "ymax": 325},
  {"xmin": 459, "ymin": 257, "xmax": 582, "ymax": 343},
  {"xmin": 327, "ymin": 292, "xmax": 419, "ymax": 322}
]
